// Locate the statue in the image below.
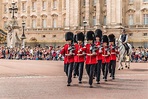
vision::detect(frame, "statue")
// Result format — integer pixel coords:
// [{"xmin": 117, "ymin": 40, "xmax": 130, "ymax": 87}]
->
[{"xmin": 5, "ymin": 20, "xmax": 21, "ymax": 48}]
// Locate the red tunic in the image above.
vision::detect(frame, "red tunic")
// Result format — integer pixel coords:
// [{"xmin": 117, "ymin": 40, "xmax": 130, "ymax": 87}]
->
[
  {"xmin": 95, "ymin": 42, "xmax": 102, "ymax": 60},
  {"xmin": 74, "ymin": 44, "xmax": 85, "ymax": 62},
  {"xmin": 82, "ymin": 44, "xmax": 97, "ymax": 65},
  {"xmin": 109, "ymin": 45, "xmax": 118, "ymax": 61},
  {"xmin": 60, "ymin": 44, "xmax": 74, "ymax": 64},
  {"xmin": 102, "ymin": 46, "xmax": 110, "ymax": 63}
]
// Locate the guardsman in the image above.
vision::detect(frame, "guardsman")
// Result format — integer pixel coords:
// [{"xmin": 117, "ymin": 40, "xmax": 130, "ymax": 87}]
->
[
  {"xmin": 108, "ymin": 34, "xmax": 118, "ymax": 79},
  {"xmin": 75, "ymin": 32, "xmax": 85, "ymax": 83},
  {"xmin": 102, "ymin": 35, "xmax": 110, "ymax": 81},
  {"xmin": 81, "ymin": 31, "xmax": 97, "ymax": 88},
  {"xmin": 95, "ymin": 29, "xmax": 103, "ymax": 84},
  {"xmin": 60, "ymin": 32, "xmax": 75, "ymax": 86}
]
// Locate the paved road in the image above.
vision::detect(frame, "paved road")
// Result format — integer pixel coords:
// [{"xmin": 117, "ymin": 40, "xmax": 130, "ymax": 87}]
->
[{"xmin": 0, "ymin": 60, "xmax": 147, "ymax": 99}]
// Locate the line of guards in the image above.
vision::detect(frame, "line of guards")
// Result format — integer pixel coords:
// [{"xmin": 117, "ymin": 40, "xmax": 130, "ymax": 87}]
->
[{"xmin": 59, "ymin": 29, "xmax": 119, "ymax": 88}]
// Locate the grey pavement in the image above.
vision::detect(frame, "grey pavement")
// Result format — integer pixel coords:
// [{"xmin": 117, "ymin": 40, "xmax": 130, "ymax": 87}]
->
[{"xmin": 0, "ymin": 60, "xmax": 147, "ymax": 99}]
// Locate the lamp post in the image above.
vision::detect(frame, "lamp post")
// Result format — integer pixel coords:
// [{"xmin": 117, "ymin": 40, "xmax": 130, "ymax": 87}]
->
[
  {"xmin": 83, "ymin": 21, "xmax": 87, "ymax": 36},
  {"xmin": 21, "ymin": 22, "xmax": 26, "ymax": 48},
  {"xmin": 9, "ymin": 1, "xmax": 18, "ymax": 19},
  {"xmin": 83, "ymin": 21, "xmax": 87, "ymax": 45}
]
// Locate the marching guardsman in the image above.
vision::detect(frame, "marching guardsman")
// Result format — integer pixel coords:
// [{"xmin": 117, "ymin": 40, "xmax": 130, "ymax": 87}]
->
[
  {"xmin": 81, "ymin": 31, "xmax": 97, "ymax": 88},
  {"xmin": 74, "ymin": 32, "xmax": 85, "ymax": 83},
  {"xmin": 108, "ymin": 34, "xmax": 118, "ymax": 79},
  {"xmin": 102, "ymin": 35, "xmax": 110, "ymax": 81},
  {"xmin": 73, "ymin": 34, "xmax": 79, "ymax": 78},
  {"xmin": 60, "ymin": 32, "xmax": 75, "ymax": 86},
  {"xmin": 95, "ymin": 29, "xmax": 103, "ymax": 84}
]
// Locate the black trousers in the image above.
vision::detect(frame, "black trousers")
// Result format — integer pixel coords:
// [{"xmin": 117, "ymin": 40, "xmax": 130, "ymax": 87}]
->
[
  {"xmin": 78, "ymin": 62, "xmax": 84, "ymax": 81},
  {"xmin": 86, "ymin": 64, "xmax": 95, "ymax": 85},
  {"xmin": 102, "ymin": 63, "xmax": 109, "ymax": 80},
  {"xmin": 123, "ymin": 43, "xmax": 129, "ymax": 55},
  {"xmin": 64, "ymin": 63, "xmax": 68, "ymax": 76},
  {"xmin": 73, "ymin": 62, "xmax": 79, "ymax": 76},
  {"xmin": 67, "ymin": 63, "xmax": 74, "ymax": 84},
  {"xmin": 109, "ymin": 60, "xmax": 116, "ymax": 78},
  {"xmin": 96, "ymin": 60, "xmax": 102, "ymax": 82}
]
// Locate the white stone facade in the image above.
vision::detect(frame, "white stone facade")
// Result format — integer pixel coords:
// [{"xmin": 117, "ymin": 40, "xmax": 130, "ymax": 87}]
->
[{"xmin": 0, "ymin": 0, "xmax": 148, "ymax": 47}]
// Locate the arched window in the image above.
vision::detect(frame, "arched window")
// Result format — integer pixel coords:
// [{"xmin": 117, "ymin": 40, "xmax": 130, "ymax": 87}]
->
[
  {"xmin": 42, "ymin": 19, "xmax": 46, "ymax": 28},
  {"xmin": 32, "ymin": 19, "xmax": 36, "ymax": 28},
  {"xmin": 52, "ymin": 14, "xmax": 58, "ymax": 28},
  {"xmin": 93, "ymin": 0, "xmax": 96, "ymax": 6},
  {"xmin": 53, "ymin": 0, "xmax": 57, "ymax": 9},
  {"xmin": 93, "ymin": 16, "xmax": 96, "ymax": 26},
  {"xmin": 143, "ymin": 14, "xmax": 148, "ymax": 25},
  {"xmin": 42, "ymin": 1, "xmax": 46, "ymax": 10},
  {"xmin": 32, "ymin": 1, "xmax": 36, "ymax": 11},
  {"xmin": 53, "ymin": 18, "xmax": 57, "ymax": 28},
  {"xmin": 129, "ymin": 14, "xmax": 134, "ymax": 25},
  {"xmin": 63, "ymin": 0, "xmax": 66, "ymax": 9},
  {"xmin": 143, "ymin": 0, "xmax": 148, "ymax": 2}
]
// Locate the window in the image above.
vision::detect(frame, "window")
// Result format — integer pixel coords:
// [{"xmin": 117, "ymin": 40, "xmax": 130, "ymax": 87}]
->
[
  {"xmin": 63, "ymin": 0, "xmax": 66, "ymax": 9},
  {"xmin": 143, "ymin": 14, "xmax": 148, "ymax": 25},
  {"xmin": 22, "ymin": 3, "xmax": 26, "ymax": 11},
  {"xmin": 104, "ymin": 16, "xmax": 106, "ymax": 25},
  {"xmin": 32, "ymin": 2, "xmax": 36, "ymax": 11},
  {"xmin": 143, "ymin": 0, "xmax": 148, "ymax": 2},
  {"xmin": 42, "ymin": 19, "xmax": 46, "ymax": 28},
  {"xmin": 104, "ymin": 0, "xmax": 107, "ymax": 5},
  {"xmin": 129, "ymin": 0, "xmax": 134, "ymax": 3},
  {"xmin": 53, "ymin": 19, "xmax": 57, "ymax": 28},
  {"xmin": 32, "ymin": 19, "xmax": 36, "ymax": 28},
  {"xmin": 83, "ymin": 0, "xmax": 86, "ymax": 6},
  {"xmin": 93, "ymin": 16, "xmax": 96, "ymax": 26},
  {"xmin": 42, "ymin": 1, "xmax": 46, "ymax": 10},
  {"xmin": 53, "ymin": 0, "xmax": 57, "ymax": 9},
  {"xmin": 129, "ymin": 33, "xmax": 133, "ymax": 36},
  {"xmin": 143, "ymin": 33, "xmax": 147, "ymax": 36},
  {"xmin": 42, "ymin": 35, "xmax": 46, "ymax": 38},
  {"xmin": 93, "ymin": 0, "xmax": 96, "ymax": 6},
  {"xmin": 4, "ymin": 21, "xmax": 7, "ymax": 28},
  {"xmin": 4, "ymin": 5, "xmax": 7, "ymax": 13},
  {"xmin": 53, "ymin": 35, "xmax": 56, "ymax": 38},
  {"xmin": 129, "ymin": 15, "xmax": 134, "ymax": 25}
]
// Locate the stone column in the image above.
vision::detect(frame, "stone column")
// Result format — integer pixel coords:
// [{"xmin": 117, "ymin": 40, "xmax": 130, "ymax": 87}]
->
[
  {"xmin": 106, "ymin": 0, "xmax": 111, "ymax": 25},
  {"xmin": 65, "ymin": 0, "xmax": 70, "ymax": 29},
  {"xmin": 107, "ymin": 0, "xmax": 122, "ymax": 27},
  {"xmin": 85, "ymin": 0, "xmax": 90, "ymax": 26},
  {"xmin": 73, "ymin": 0, "xmax": 79, "ymax": 27},
  {"xmin": 96, "ymin": 0, "xmax": 101, "ymax": 27},
  {"xmin": 116, "ymin": 0, "xmax": 122, "ymax": 25}
]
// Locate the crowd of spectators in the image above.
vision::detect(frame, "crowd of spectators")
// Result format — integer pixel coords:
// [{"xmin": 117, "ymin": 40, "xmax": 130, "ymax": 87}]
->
[
  {"xmin": 0, "ymin": 46, "xmax": 148, "ymax": 63},
  {"xmin": 0, "ymin": 46, "xmax": 63, "ymax": 61},
  {"xmin": 131, "ymin": 47, "xmax": 148, "ymax": 62}
]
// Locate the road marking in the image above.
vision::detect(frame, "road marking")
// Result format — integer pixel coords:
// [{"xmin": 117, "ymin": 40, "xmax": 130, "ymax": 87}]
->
[{"xmin": 0, "ymin": 73, "xmax": 147, "ymax": 79}]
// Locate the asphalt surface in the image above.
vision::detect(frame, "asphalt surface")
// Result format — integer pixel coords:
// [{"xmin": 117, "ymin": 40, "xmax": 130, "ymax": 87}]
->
[{"xmin": 0, "ymin": 60, "xmax": 147, "ymax": 99}]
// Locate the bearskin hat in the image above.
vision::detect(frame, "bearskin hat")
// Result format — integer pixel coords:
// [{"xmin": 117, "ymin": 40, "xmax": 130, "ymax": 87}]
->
[
  {"xmin": 95, "ymin": 29, "xmax": 102, "ymax": 39},
  {"xmin": 102, "ymin": 35, "xmax": 109, "ymax": 44},
  {"xmin": 65, "ymin": 32, "xmax": 74, "ymax": 41},
  {"xmin": 77, "ymin": 32, "xmax": 85, "ymax": 41},
  {"xmin": 108, "ymin": 34, "xmax": 115, "ymax": 42},
  {"xmin": 73, "ymin": 35, "xmax": 77, "ymax": 43},
  {"xmin": 86, "ymin": 31, "xmax": 95, "ymax": 41}
]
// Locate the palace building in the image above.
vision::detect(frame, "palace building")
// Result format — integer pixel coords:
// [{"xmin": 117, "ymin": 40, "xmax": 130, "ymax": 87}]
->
[{"xmin": 0, "ymin": 0, "xmax": 148, "ymax": 47}]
